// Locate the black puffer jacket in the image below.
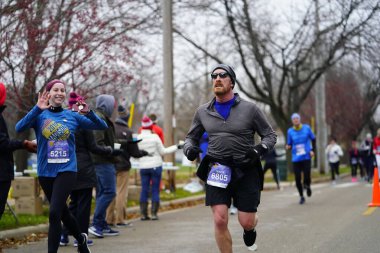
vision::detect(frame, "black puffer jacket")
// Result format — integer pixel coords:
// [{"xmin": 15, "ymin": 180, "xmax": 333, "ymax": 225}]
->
[
  {"xmin": 73, "ymin": 129, "xmax": 112, "ymax": 190},
  {"xmin": 0, "ymin": 106, "xmax": 23, "ymax": 182},
  {"xmin": 114, "ymin": 118, "xmax": 147, "ymax": 171}
]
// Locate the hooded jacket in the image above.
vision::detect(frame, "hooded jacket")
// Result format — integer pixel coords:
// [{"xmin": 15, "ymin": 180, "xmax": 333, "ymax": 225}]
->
[{"xmin": 91, "ymin": 95, "xmax": 118, "ymax": 164}]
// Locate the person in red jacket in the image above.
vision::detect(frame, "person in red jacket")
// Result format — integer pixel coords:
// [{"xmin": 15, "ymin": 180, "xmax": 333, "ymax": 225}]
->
[
  {"xmin": 138, "ymin": 113, "xmax": 164, "ymax": 144},
  {"xmin": 0, "ymin": 82, "xmax": 37, "ymax": 219},
  {"xmin": 373, "ymin": 129, "xmax": 380, "ymax": 176}
]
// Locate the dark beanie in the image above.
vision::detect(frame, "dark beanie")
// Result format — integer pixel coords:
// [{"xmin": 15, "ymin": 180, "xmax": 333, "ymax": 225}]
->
[{"xmin": 211, "ymin": 64, "xmax": 236, "ymax": 85}]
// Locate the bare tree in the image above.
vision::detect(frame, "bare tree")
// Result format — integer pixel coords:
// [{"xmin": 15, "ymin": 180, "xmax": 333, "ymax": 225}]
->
[
  {"xmin": 174, "ymin": 0, "xmax": 380, "ymax": 141},
  {"xmin": 0, "ymin": 0, "xmax": 159, "ymax": 171}
]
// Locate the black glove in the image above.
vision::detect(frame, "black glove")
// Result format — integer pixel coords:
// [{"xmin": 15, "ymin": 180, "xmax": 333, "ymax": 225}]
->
[
  {"xmin": 245, "ymin": 144, "xmax": 267, "ymax": 163},
  {"xmin": 186, "ymin": 146, "xmax": 202, "ymax": 161},
  {"xmin": 140, "ymin": 150, "xmax": 149, "ymax": 156},
  {"xmin": 111, "ymin": 149, "xmax": 124, "ymax": 156}
]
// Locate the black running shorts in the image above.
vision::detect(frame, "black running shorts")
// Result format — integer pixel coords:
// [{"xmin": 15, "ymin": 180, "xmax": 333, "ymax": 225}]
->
[{"xmin": 205, "ymin": 167, "xmax": 261, "ymax": 213}]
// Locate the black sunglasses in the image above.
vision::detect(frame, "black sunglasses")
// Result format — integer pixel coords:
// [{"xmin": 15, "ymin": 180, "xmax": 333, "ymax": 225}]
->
[{"xmin": 211, "ymin": 72, "xmax": 229, "ymax": 79}]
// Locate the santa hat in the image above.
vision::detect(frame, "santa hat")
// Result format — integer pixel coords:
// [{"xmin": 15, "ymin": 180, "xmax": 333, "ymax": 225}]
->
[
  {"xmin": 46, "ymin": 79, "xmax": 66, "ymax": 91},
  {"xmin": 0, "ymin": 82, "xmax": 6, "ymax": 106},
  {"xmin": 68, "ymin": 91, "xmax": 83, "ymax": 109},
  {"xmin": 141, "ymin": 116, "xmax": 153, "ymax": 129}
]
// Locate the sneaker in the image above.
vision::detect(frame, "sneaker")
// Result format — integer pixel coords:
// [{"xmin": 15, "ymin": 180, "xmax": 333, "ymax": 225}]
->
[
  {"xmin": 77, "ymin": 233, "xmax": 91, "ymax": 253},
  {"xmin": 59, "ymin": 234, "xmax": 69, "ymax": 246},
  {"xmin": 103, "ymin": 226, "xmax": 119, "ymax": 236},
  {"xmin": 299, "ymin": 196, "xmax": 305, "ymax": 205},
  {"xmin": 88, "ymin": 225, "xmax": 104, "ymax": 238},
  {"xmin": 306, "ymin": 187, "xmax": 312, "ymax": 197},
  {"xmin": 116, "ymin": 222, "xmax": 133, "ymax": 228},
  {"xmin": 243, "ymin": 229, "xmax": 257, "ymax": 251},
  {"xmin": 351, "ymin": 177, "xmax": 357, "ymax": 183},
  {"xmin": 229, "ymin": 205, "xmax": 238, "ymax": 215},
  {"xmin": 74, "ymin": 239, "xmax": 94, "ymax": 247}
]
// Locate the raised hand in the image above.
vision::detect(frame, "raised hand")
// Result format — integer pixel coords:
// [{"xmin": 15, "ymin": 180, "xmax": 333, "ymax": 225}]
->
[{"xmin": 37, "ymin": 91, "xmax": 50, "ymax": 110}]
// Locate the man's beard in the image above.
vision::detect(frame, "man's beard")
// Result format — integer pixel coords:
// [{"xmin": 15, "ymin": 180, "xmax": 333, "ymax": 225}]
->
[{"xmin": 214, "ymin": 84, "xmax": 229, "ymax": 96}]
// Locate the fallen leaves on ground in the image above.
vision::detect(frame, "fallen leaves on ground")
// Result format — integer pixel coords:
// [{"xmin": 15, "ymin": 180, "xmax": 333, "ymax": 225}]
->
[{"xmin": 0, "ymin": 198, "xmax": 204, "ymax": 249}]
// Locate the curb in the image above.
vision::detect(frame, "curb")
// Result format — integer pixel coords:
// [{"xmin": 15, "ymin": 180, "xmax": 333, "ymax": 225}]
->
[{"xmin": 0, "ymin": 174, "xmax": 349, "ymax": 240}]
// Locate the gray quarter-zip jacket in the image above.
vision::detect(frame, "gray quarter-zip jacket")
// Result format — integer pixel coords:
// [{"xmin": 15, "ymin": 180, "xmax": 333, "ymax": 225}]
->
[{"xmin": 184, "ymin": 93, "xmax": 277, "ymax": 161}]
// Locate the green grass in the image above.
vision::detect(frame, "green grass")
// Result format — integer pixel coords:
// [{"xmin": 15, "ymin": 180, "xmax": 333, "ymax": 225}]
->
[{"xmin": 0, "ymin": 212, "xmax": 48, "ymax": 230}]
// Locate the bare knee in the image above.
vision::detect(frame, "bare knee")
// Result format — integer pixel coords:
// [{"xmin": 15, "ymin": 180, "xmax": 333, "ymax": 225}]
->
[
  {"xmin": 239, "ymin": 213, "xmax": 258, "ymax": 231},
  {"xmin": 212, "ymin": 207, "xmax": 229, "ymax": 231}
]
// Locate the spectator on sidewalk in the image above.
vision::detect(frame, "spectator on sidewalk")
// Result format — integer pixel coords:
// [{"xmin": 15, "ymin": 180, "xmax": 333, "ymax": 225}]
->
[
  {"xmin": 0, "ymin": 82, "xmax": 37, "ymax": 219},
  {"xmin": 106, "ymin": 105, "xmax": 148, "ymax": 227},
  {"xmin": 138, "ymin": 113, "xmax": 164, "ymax": 144},
  {"xmin": 325, "ymin": 136, "xmax": 344, "ymax": 184},
  {"xmin": 60, "ymin": 92, "xmax": 115, "ymax": 247},
  {"xmin": 89, "ymin": 94, "xmax": 123, "ymax": 238},
  {"xmin": 137, "ymin": 116, "xmax": 180, "ymax": 220},
  {"xmin": 372, "ymin": 128, "xmax": 380, "ymax": 178}
]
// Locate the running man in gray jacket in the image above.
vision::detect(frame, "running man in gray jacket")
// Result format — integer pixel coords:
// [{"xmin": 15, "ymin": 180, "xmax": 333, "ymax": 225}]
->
[{"xmin": 184, "ymin": 64, "xmax": 276, "ymax": 253}]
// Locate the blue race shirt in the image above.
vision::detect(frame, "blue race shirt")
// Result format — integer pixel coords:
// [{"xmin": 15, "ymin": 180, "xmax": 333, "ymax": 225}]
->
[
  {"xmin": 214, "ymin": 96, "xmax": 235, "ymax": 120},
  {"xmin": 16, "ymin": 106, "xmax": 107, "ymax": 177},
  {"xmin": 287, "ymin": 124, "xmax": 315, "ymax": 162}
]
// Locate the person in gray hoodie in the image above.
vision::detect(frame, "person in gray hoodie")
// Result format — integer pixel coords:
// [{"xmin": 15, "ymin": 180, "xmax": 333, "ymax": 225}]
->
[
  {"xmin": 183, "ymin": 64, "xmax": 276, "ymax": 252},
  {"xmin": 89, "ymin": 94, "xmax": 122, "ymax": 238}
]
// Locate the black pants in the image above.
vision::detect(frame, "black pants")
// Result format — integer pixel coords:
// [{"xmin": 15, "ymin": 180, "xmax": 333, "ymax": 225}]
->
[
  {"xmin": 330, "ymin": 161, "xmax": 340, "ymax": 180},
  {"xmin": 62, "ymin": 187, "xmax": 93, "ymax": 236},
  {"xmin": 39, "ymin": 172, "xmax": 82, "ymax": 253},
  {"xmin": 263, "ymin": 162, "xmax": 280, "ymax": 188},
  {"xmin": 350, "ymin": 163, "xmax": 364, "ymax": 177},
  {"xmin": 0, "ymin": 180, "xmax": 11, "ymax": 219},
  {"xmin": 293, "ymin": 160, "xmax": 311, "ymax": 197}
]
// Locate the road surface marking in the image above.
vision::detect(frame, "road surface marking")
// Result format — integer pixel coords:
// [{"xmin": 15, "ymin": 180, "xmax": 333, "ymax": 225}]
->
[{"xmin": 362, "ymin": 207, "xmax": 377, "ymax": 216}]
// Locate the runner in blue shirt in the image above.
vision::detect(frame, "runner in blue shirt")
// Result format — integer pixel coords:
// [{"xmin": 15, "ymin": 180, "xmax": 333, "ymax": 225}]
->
[
  {"xmin": 16, "ymin": 79, "xmax": 107, "ymax": 253},
  {"xmin": 286, "ymin": 113, "xmax": 316, "ymax": 205}
]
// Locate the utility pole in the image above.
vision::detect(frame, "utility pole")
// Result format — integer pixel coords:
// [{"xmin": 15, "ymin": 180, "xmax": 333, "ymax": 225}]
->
[
  {"xmin": 314, "ymin": 0, "xmax": 328, "ymax": 174},
  {"xmin": 162, "ymin": 0, "xmax": 176, "ymax": 191}
]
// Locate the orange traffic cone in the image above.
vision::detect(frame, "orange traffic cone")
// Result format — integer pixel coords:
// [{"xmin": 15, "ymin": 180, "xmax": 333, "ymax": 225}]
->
[{"xmin": 368, "ymin": 167, "xmax": 380, "ymax": 207}]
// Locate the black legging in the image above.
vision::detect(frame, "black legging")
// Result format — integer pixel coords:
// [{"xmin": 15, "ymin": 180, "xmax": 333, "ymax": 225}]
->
[
  {"xmin": 263, "ymin": 162, "xmax": 280, "ymax": 188},
  {"xmin": 39, "ymin": 172, "xmax": 83, "ymax": 253},
  {"xmin": 62, "ymin": 187, "xmax": 93, "ymax": 236},
  {"xmin": 0, "ymin": 180, "xmax": 11, "ymax": 219},
  {"xmin": 293, "ymin": 160, "xmax": 311, "ymax": 197},
  {"xmin": 329, "ymin": 161, "xmax": 340, "ymax": 180}
]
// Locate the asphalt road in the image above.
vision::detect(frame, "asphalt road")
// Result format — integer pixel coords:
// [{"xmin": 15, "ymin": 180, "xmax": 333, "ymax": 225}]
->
[{"xmin": 4, "ymin": 179, "xmax": 380, "ymax": 253}]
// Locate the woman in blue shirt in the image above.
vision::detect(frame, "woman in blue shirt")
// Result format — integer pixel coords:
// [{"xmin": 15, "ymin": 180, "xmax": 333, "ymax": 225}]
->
[{"xmin": 16, "ymin": 80, "xmax": 107, "ymax": 253}]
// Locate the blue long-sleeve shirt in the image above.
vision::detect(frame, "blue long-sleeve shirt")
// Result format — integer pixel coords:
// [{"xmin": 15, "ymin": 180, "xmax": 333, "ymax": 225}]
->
[
  {"xmin": 16, "ymin": 106, "xmax": 107, "ymax": 177},
  {"xmin": 287, "ymin": 124, "xmax": 315, "ymax": 162}
]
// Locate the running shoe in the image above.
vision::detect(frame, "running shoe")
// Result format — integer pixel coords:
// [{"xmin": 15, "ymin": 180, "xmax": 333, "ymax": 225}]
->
[
  {"xmin": 229, "ymin": 205, "xmax": 237, "ymax": 215},
  {"xmin": 77, "ymin": 233, "xmax": 91, "ymax": 253},
  {"xmin": 74, "ymin": 239, "xmax": 94, "ymax": 247},
  {"xmin": 306, "ymin": 187, "xmax": 312, "ymax": 197},
  {"xmin": 243, "ymin": 229, "xmax": 257, "ymax": 251},
  {"xmin": 103, "ymin": 226, "xmax": 119, "ymax": 236},
  {"xmin": 88, "ymin": 225, "xmax": 104, "ymax": 238},
  {"xmin": 299, "ymin": 196, "xmax": 305, "ymax": 205},
  {"xmin": 59, "ymin": 234, "xmax": 69, "ymax": 246},
  {"xmin": 116, "ymin": 222, "xmax": 133, "ymax": 228}
]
